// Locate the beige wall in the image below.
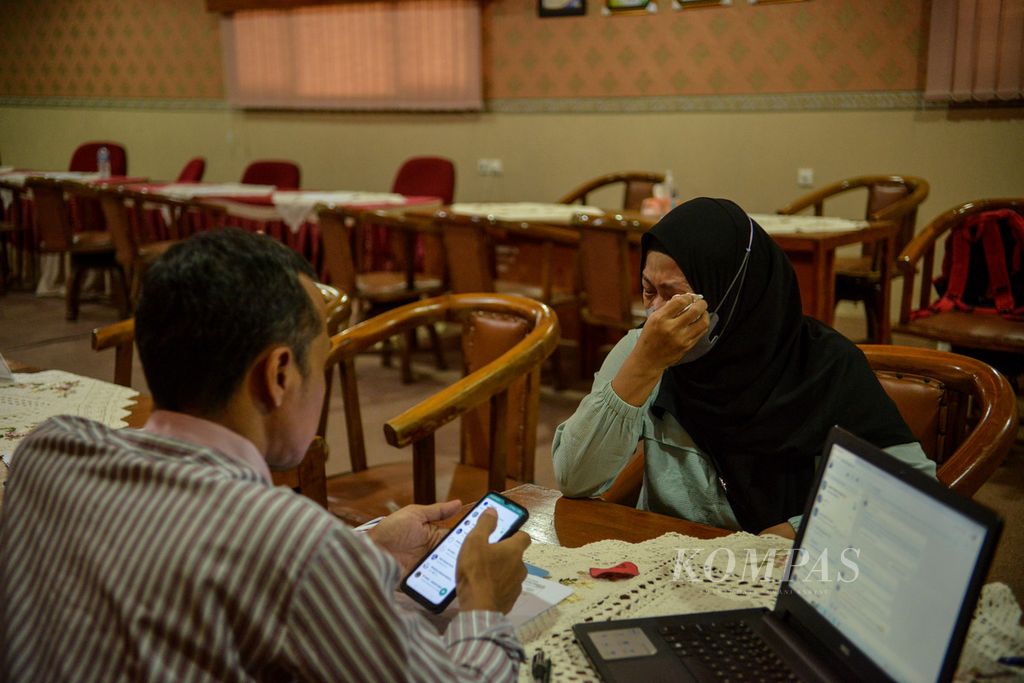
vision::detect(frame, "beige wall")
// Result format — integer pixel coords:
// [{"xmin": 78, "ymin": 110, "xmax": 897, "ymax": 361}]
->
[{"xmin": 1, "ymin": 104, "xmax": 1021, "ymax": 220}]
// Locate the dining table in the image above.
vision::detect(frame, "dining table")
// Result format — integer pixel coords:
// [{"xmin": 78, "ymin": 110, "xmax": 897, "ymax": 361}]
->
[
  {"xmin": 0, "ymin": 169, "xmax": 150, "ymax": 295},
  {"xmin": 124, "ymin": 182, "xmax": 443, "ymax": 275},
  {"xmin": 397, "ymin": 203, "xmax": 899, "ymax": 339}
]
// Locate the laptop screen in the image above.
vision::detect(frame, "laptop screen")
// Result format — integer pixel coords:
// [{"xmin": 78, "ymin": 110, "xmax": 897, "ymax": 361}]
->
[{"xmin": 788, "ymin": 441, "xmax": 988, "ymax": 683}]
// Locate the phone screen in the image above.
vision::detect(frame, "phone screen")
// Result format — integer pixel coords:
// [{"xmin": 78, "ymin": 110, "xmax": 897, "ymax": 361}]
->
[{"xmin": 401, "ymin": 492, "xmax": 528, "ymax": 612}]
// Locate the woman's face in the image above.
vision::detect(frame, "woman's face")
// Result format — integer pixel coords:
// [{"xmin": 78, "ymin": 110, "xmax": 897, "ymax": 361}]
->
[{"xmin": 642, "ymin": 251, "xmax": 694, "ymax": 311}]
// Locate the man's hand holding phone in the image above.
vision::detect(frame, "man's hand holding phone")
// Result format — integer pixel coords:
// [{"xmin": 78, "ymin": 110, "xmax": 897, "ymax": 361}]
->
[
  {"xmin": 400, "ymin": 492, "xmax": 531, "ymax": 614},
  {"xmin": 367, "ymin": 500, "xmax": 463, "ymax": 574},
  {"xmin": 456, "ymin": 508, "xmax": 531, "ymax": 613}
]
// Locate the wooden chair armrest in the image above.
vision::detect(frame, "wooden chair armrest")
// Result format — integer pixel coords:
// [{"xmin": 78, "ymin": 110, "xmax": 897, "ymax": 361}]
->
[
  {"xmin": 936, "ymin": 371, "xmax": 1017, "ymax": 496},
  {"xmin": 776, "ymin": 178, "xmax": 858, "ymax": 215},
  {"xmin": 597, "ymin": 446, "xmax": 645, "ymax": 507},
  {"xmin": 383, "ymin": 312, "xmax": 559, "ymax": 448},
  {"xmin": 92, "ymin": 319, "xmax": 136, "ymax": 351},
  {"xmin": 869, "ymin": 182, "xmax": 930, "ymax": 222},
  {"xmin": 92, "ymin": 319, "xmax": 136, "ymax": 387}
]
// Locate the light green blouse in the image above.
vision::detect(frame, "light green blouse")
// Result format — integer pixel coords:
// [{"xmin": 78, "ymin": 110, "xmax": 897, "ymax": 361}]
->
[{"xmin": 552, "ymin": 329, "xmax": 937, "ymax": 532}]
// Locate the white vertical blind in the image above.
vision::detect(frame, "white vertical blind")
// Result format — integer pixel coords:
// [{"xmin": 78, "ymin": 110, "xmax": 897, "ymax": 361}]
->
[
  {"xmin": 221, "ymin": 0, "xmax": 482, "ymax": 110},
  {"xmin": 926, "ymin": 0, "xmax": 1024, "ymax": 102}
]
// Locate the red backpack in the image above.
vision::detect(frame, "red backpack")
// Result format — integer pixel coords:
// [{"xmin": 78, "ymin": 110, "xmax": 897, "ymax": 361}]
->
[{"xmin": 912, "ymin": 209, "xmax": 1024, "ymax": 322}]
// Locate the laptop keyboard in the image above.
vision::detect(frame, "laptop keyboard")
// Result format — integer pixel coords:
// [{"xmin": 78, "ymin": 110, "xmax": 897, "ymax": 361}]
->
[{"xmin": 657, "ymin": 620, "xmax": 799, "ymax": 682}]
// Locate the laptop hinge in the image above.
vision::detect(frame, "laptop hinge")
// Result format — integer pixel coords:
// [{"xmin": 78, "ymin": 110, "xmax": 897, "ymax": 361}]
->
[{"xmin": 762, "ymin": 612, "xmax": 843, "ymax": 683}]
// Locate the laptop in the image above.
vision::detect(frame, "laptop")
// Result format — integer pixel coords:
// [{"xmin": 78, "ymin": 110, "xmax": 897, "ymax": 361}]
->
[{"xmin": 573, "ymin": 427, "xmax": 1002, "ymax": 683}]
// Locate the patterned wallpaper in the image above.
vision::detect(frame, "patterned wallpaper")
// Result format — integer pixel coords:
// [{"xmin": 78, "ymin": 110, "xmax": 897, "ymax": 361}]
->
[
  {"xmin": 0, "ymin": 0, "xmax": 925, "ymax": 102},
  {"xmin": 485, "ymin": 0, "xmax": 926, "ymax": 98},
  {"xmin": 0, "ymin": 0, "xmax": 223, "ymax": 99}
]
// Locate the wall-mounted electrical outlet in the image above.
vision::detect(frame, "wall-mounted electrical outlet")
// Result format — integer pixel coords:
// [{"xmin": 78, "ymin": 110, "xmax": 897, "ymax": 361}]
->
[
  {"xmin": 797, "ymin": 168, "xmax": 814, "ymax": 188},
  {"xmin": 477, "ymin": 158, "xmax": 504, "ymax": 177}
]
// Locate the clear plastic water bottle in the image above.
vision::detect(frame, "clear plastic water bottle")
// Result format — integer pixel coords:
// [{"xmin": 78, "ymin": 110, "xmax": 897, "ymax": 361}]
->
[
  {"xmin": 663, "ymin": 169, "xmax": 677, "ymax": 208},
  {"xmin": 97, "ymin": 146, "xmax": 111, "ymax": 178}
]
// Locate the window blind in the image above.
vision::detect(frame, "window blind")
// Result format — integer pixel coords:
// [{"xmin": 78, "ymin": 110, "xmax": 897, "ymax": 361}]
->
[
  {"xmin": 221, "ymin": 0, "xmax": 482, "ymax": 110},
  {"xmin": 925, "ymin": 0, "xmax": 1024, "ymax": 102}
]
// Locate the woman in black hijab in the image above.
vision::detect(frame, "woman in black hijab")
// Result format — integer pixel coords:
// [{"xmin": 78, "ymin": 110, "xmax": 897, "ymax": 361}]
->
[{"xmin": 552, "ymin": 197, "xmax": 933, "ymax": 535}]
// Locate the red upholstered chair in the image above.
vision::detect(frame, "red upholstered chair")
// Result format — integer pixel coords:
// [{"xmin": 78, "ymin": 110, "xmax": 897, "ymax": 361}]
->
[
  {"xmin": 391, "ymin": 156, "xmax": 456, "ymax": 204},
  {"xmin": 365, "ymin": 156, "xmax": 456, "ymax": 276},
  {"xmin": 68, "ymin": 142, "xmax": 128, "ymax": 232},
  {"xmin": 69, "ymin": 142, "xmax": 127, "ymax": 176},
  {"xmin": 175, "ymin": 157, "xmax": 206, "ymax": 183},
  {"xmin": 241, "ymin": 160, "xmax": 301, "ymax": 189}
]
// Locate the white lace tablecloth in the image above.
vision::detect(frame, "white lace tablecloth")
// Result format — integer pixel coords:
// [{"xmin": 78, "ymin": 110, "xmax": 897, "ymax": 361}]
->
[
  {"xmin": 448, "ymin": 202, "xmax": 604, "ymax": 224},
  {"xmin": 517, "ymin": 532, "xmax": 1024, "ymax": 682},
  {"xmin": 749, "ymin": 213, "xmax": 869, "ymax": 235},
  {"xmin": 0, "ymin": 370, "xmax": 138, "ymax": 467},
  {"xmin": 272, "ymin": 191, "xmax": 406, "ymax": 233}
]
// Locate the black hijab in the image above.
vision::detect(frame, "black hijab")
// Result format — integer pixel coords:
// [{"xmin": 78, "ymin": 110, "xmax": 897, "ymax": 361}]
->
[{"xmin": 642, "ymin": 198, "xmax": 914, "ymax": 532}]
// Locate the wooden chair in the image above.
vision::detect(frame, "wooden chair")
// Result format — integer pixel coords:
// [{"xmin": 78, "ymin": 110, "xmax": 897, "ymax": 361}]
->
[
  {"xmin": 559, "ymin": 171, "xmax": 665, "ymax": 212},
  {"xmin": 318, "ymin": 205, "xmax": 446, "ymax": 384},
  {"xmin": 27, "ymin": 177, "xmax": 129, "ymax": 320},
  {"xmin": 95, "ymin": 186, "xmax": 226, "ymax": 308},
  {"xmin": 437, "ymin": 208, "xmax": 576, "ymax": 388},
  {"xmin": 598, "ymin": 345, "xmax": 1017, "ymax": 507},
  {"xmin": 894, "ymin": 199, "xmax": 1024, "ymax": 384},
  {"xmin": 68, "ymin": 142, "xmax": 128, "ymax": 233},
  {"xmin": 0, "ymin": 184, "xmax": 29, "ymax": 295},
  {"xmin": 90, "ymin": 284, "xmax": 351, "ymax": 508},
  {"xmin": 573, "ymin": 212, "xmax": 650, "ymax": 377},
  {"xmin": 777, "ymin": 175, "xmax": 930, "ymax": 343},
  {"xmin": 324, "ymin": 293, "xmax": 559, "ymax": 526}
]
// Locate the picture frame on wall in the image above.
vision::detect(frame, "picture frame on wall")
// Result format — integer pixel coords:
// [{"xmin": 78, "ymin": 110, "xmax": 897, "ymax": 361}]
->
[
  {"xmin": 674, "ymin": 0, "xmax": 724, "ymax": 7},
  {"xmin": 604, "ymin": 0, "xmax": 655, "ymax": 14},
  {"xmin": 539, "ymin": 0, "xmax": 586, "ymax": 17}
]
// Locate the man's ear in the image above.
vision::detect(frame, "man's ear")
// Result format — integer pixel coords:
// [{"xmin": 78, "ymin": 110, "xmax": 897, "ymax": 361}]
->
[{"xmin": 256, "ymin": 345, "xmax": 294, "ymax": 412}]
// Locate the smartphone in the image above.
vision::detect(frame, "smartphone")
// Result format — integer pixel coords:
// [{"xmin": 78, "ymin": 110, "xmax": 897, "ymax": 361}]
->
[{"xmin": 400, "ymin": 492, "xmax": 529, "ymax": 614}]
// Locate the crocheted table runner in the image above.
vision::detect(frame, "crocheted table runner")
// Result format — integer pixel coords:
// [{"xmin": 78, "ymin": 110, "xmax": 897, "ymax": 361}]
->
[{"xmin": 517, "ymin": 532, "xmax": 1023, "ymax": 682}]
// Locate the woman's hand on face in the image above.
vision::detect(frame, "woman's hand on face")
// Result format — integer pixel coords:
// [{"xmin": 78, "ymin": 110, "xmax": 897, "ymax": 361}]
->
[{"xmin": 636, "ymin": 294, "xmax": 709, "ymax": 370}]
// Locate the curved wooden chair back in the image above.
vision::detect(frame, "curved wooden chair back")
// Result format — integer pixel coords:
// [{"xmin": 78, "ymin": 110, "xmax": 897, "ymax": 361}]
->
[
  {"xmin": 573, "ymin": 212, "xmax": 650, "ymax": 378},
  {"xmin": 26, "ymin": 178, "xmax": 75, "ymax": 252},
  {"xmin": 598, "ymin": 345, "xmax": 1016, "ymax": 507},
  {"xmin": 89, "ymin": 284, "xmax": 351, "ymax": 508},
  {"xmin": 325, "ymin": 293, "xmax": 559, "ymax": 523},
  {"xmin": 573, "ymin": 213, "xmax": 647, "ymax": 329},
  {"xmin": 31, "ymin": 178, "xmax": 128, "ymax": 320},
  {"xmin": 559, "ymin": 171, "xmax": 665, "ymax": 211},
  {"xmin": 860, "ymin": 344, "xmax": 1017, "ymax": 496},
  {"xmin": 96, "ymin": 188, "xmax": 140, "ymax": 272},
  {"xmin": 777, "ymin": 175, "xmax": 930, "ymax": 342},
  {"xmin": 319, "ymin": 206, "xmax": 447, "ymax": 383},
  {"xmin": 895, "ymin": 198, "xmax": 1024, "ymax": 358},
  {"xmin": 436, "ymin": 209, "xmax": 497, "ymax": 293},
  {"xmin": 778, "ymin": 175, "xmax": 930, "ymax": 262}
]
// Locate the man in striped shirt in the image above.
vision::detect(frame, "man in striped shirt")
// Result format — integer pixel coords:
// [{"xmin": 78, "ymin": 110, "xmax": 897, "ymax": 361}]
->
[{"xmin": 0, "ymin": 229, "xmax": 530, "ymax": 681}]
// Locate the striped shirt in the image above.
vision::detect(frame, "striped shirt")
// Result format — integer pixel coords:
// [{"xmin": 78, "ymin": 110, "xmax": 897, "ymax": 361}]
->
[{"xmin": 0, "ymin": 416, "xmax": 523, "ymax": 682}]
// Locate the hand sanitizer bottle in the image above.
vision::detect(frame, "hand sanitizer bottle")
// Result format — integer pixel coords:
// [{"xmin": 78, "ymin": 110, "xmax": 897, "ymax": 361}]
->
[
  {"xmin": 97, "ymin": 146, "xmax": 111, "ymax": 178},
  {"xmin": 663, "ymin": 169, "xmax": 677, "ymax": 208}
]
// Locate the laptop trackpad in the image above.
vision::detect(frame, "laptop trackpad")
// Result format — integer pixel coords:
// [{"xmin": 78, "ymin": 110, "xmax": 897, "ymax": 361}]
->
[{"xmin": 590, "ymin": 628, "xmax": 659, "ymax": 660}]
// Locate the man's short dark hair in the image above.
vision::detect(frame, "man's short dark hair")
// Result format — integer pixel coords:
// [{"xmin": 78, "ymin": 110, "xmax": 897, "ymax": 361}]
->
[{"xmin": 135, "ymin": 228, "xmax": 320, "ymax": 415}]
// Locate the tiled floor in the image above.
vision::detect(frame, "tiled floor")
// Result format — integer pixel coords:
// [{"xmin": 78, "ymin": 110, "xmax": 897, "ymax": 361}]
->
[{"xmin": 2, "ymin": 290, "xmax": 1021, "ymax": 602}]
